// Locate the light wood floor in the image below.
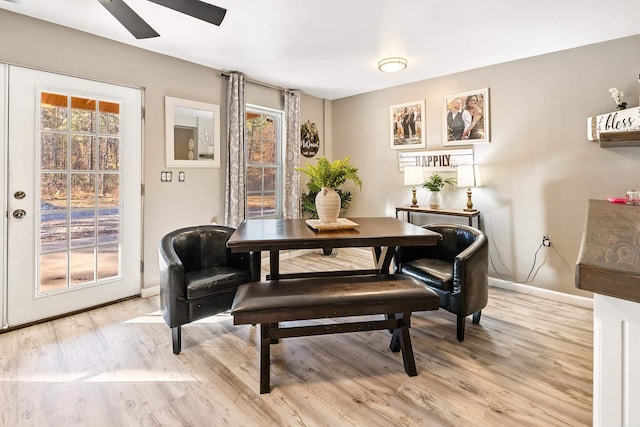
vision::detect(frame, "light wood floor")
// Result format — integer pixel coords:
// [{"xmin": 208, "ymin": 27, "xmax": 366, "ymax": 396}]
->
[{"xmin": 0, "ymin": 248, "xmax": 593, "ymax": 426}]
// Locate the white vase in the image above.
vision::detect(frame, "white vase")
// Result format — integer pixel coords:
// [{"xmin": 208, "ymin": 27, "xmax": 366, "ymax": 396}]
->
[
  {"xmin": 315, "ymin": 187, "xmax": 341, "ymax": 223},
  {"xmin": 429, "ymin": 191, "xmax": 443, "ymax": 209}
]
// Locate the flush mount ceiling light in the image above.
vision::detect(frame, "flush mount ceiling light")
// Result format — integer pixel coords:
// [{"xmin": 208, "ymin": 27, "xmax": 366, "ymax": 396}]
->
[{"xmin": 378, "ymin": 57, "xmax": 407, "ymax": 73}]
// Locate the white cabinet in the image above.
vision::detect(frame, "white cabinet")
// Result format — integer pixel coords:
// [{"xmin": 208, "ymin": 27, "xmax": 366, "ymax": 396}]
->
[{"xmin": 593, "ymin": 294, "xmax": 640, "ymax": 426}]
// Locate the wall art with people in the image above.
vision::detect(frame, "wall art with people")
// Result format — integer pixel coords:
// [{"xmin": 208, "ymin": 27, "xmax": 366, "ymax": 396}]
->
[
  {"xmin": 443, "ymin": 88, "xmax": 490, "ymax": 145},
  {"xmin": 390, "ymin": 100, "xmax": 426, "ymax": 150}
]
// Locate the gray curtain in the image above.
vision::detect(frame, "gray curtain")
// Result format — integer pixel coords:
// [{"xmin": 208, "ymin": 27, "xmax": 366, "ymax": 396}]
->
[
  {"xmin": 224, "ymin": 72, "xmax": 246, "ymax": 227},
  {"xmin": 283, "ymin": 90, "xmax": 301, "ymax": 219}
]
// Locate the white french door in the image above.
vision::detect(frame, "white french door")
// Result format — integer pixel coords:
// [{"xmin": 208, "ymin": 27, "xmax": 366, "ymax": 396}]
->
[{"xmin": 4, "ymin": 65, "xmax": 142, "ymax": 327}]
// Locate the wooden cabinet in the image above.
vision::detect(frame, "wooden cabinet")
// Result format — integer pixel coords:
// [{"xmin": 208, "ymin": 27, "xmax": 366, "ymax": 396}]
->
[{"xmin": 576, "ymin": 199, "xmax": 640, "ymax": 426}]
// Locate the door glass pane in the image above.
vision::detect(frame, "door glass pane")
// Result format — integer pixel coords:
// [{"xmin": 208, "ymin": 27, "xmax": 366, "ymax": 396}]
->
[
  {"xmin": 99, "ymin": 101, "xmax": 120, "ymax": 135},
  {"xmin": 98, "ymin": 208, "xmax": 119, "ymax": 244},
  {"xmin": 40, "ymin": 172, "xmax": 67, "ymax": 209},
  {"xmin": 97, "ymin": 244, "xmax": 119, "ymax": 280},
  {"xmin": 98, "ymin": 173, "xmax": 119, "ymax": 208},
  {"xmin": 40, "ymin": 212, "xmax": 67, "ymax": 252},
  {"xmin": 38, "ymin": 91, "xmax": 122, "ymax": 295},
  {"xmin": 70, "ymin": 97, "xmax": 96, "ymax": 133},
  {"xmin": 39, "ymin": 252, "xmax": 68, "ymax": 293},
  {"xmin": 70, "ymin": 210, "xmax": 95, "ymax": 248},
  {"xmin": 70, "ymin": 173, "xmax": 95, "ymax": 208},
  {"xmin": 41, "ymin": 132, "xmax": 67, "ymax": 170},
  {"xmin": 70, "ymin": 247, "xmax": 95, "ymax": 286},
  {"xmin": 71, "ymin": 135, "xmax": 96, "ymax": 170},
  {"xmin": 40, "ymin": 92, "xmax": 68, "ymax": 131},
  {"xmin": 99, "ymin": 137, "xmax": 120, "ymax": 170}
]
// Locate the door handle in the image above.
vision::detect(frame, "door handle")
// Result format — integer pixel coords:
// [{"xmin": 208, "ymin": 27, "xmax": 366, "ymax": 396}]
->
[{"xmin": 12, "ymin": 209, "xmax": 26, "ymax": 219}]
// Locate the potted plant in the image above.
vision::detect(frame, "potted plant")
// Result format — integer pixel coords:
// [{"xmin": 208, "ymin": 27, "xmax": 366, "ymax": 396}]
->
[
  {"xmin": 300, "ymin": 184, "xmax": 353, "ymax": 219},
  {"xmin": 423, "ymin": 172, "xmax": 456, "ymax": 209},
  {"xmin": 296, "ymin": 156, "xmax": 362, "ymax": 224}
]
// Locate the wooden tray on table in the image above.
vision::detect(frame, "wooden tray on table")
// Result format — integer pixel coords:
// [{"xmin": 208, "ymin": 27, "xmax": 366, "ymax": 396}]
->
[{"xmin": 305, "ymin": 218, "xmax": 359, "ymax": 231}]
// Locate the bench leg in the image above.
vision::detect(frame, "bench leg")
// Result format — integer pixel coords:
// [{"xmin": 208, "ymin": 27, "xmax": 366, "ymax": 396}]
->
[
  {"xmin": 386, "ymin": 313, "xmax": 396, "ymax": 334},
  {"xmin": 260, "ymin": 323, "xmax": 271, "ymax": 394},
  {"xmin": 388, "ymin": 313, "xmax": 417, "ymax": 376},
  {"xmin": 399, "ymin": 324, "xmax": 417, "ymax": 376}
]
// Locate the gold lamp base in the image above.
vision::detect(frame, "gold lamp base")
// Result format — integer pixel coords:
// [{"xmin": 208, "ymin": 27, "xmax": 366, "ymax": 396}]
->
[
  {"xmin": 410, "ymin": 187, "xmax": 419, "ymax": 207},
  {"xmin": 464, "ymin": 186, "xmax": 476, "ymax": 211}
]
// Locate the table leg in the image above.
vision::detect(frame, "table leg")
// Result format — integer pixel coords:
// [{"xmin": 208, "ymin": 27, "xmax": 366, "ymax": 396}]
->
[
  {"xmin": 268, "ymin": 250, "xmax": 280, "ymax": 280},
  {"xmin": 371, "ymin": 246, "xmax": 395, "ymax": 274}
]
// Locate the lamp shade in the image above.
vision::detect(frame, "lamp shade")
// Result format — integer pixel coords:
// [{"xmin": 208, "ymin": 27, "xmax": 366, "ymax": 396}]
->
[
  {"xmin": 457, "ymin": 164, "xmax": 482, "ymax": 188},
  {"xmin": 404, "ymin": 166, "xmax": 424, "ymax": 186}
]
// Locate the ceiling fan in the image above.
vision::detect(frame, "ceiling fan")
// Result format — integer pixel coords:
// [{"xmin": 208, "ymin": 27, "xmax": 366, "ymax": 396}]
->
[{"xmin": 97, "ymin": 0, "xmax": 226, "ymax": 39}]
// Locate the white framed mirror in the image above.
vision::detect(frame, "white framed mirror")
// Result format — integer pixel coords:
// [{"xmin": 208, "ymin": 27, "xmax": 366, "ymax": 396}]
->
[{"xmin": 165, "ymin": 96, "xmax": 221, "ymax": 168}]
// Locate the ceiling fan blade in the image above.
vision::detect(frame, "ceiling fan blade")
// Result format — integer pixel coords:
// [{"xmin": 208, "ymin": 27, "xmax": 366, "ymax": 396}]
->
[
  {"xmin": 97, "ymin": 0, "xmax": 160, "ymax": 39},
  {"xmin": 148, "ymin": 0, "xmax": 226, "ymax": 26}
]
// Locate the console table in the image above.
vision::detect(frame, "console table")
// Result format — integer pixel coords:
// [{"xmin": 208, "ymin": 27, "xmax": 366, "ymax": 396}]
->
[{"xmin": 395, "ymin": 206, "xmax": 482, "ymax": 230}]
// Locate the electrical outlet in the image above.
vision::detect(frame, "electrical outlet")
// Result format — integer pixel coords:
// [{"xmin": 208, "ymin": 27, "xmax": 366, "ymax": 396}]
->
[{"xmin": 542, "ymin": 235, "xmax": 551, "ymax": 247}]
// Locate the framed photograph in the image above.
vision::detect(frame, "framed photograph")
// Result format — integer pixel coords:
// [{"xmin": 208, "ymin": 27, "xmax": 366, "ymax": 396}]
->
[
  {"xmin": 390, "ymin": 100, "xmax": 425, "ymax": 150},
  {"xmin": 443, "ymin": 88, "xmax": 490, "ymax": 146}
]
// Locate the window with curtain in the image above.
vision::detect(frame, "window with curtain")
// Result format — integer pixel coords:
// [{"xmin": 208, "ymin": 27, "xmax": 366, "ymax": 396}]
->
[{"xmin": 245, "ymin": 104, "xmax": 284, "ymax": 218}]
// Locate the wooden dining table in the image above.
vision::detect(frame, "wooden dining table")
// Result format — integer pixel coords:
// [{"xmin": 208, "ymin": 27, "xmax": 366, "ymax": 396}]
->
[{"xmin": 226, "ymin": 216, "xmax": 442, "ymax": 280}]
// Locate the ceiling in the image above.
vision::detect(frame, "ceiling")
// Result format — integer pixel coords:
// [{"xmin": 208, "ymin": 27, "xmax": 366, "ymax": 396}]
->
[{"xmin": 2, "ymin": 0, "xmax": 640, "ymax": 100}]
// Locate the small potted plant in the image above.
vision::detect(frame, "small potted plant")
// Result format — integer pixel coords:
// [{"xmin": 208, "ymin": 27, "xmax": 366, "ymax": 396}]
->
[
  {"xmin": 423, "ymin": 172, "xmax": 456, "ymax": 209},
  {"xmin": 296, "ymin": 156, "xmax": 362, "ymax": 224}
]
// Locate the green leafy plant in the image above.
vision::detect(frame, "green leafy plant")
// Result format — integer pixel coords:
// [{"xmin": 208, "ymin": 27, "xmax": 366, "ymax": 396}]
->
[
  {"xmin": 423, "ymin": 172, "xmax": 456, "ymax": 192},
  {"xmin": 296, "ymin": 156, "xmax": 362, "ymax": 219},
  {"xmin": 296, "ymin": 156, "xmax": 363, "ymax": 189}
]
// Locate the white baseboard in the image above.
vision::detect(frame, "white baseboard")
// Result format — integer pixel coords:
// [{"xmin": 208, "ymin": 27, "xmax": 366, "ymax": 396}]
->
[
  {"xmin": 489, "ymin": 277, "xmax": 593, "ymax": 309},
  {"xmin": 140, "ymin": 285, "xmax": 159, "ymax": 298},
  {"xmin": 143, "ymin": 251, "xmax": 592, "ymax": 309}
]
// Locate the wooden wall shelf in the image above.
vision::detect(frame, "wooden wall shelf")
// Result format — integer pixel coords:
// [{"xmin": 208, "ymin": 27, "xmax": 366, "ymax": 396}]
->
[{"xmin": 597, "ymin": 130, "xmax": 640, "ymax": 147}]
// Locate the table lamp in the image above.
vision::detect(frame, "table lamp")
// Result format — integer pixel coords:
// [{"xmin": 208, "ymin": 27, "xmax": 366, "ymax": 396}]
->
[
  {"xmin": 457, "ymin": 164, "xmax": 482, "ymax": 211},
  {"xmin": 403, "ymin": 166, "xmax": 424, "ymax": 207}
]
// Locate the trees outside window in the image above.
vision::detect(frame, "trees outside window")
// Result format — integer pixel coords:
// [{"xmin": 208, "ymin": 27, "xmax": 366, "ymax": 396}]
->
[{"xmin": 245, "ymin": 105, "xmax": 284, "ymax": 219}]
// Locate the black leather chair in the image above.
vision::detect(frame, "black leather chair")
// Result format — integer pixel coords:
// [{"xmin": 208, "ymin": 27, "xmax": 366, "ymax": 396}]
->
[
  {"xmin": 159, "ymin": 225, "xmax": 260, "ymax": 354},
  {"xmin": 394, "ymin": 223, "xmax": 488, "ymax": 341}
]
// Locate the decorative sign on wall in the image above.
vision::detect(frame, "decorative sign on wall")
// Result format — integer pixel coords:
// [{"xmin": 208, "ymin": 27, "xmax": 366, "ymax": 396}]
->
[
  {"xmin": 300, "ymin": 120, "xmax": 320, "ymax": 157},
  {"xmin": 587, "ymin": 106, "xmax": 640, "ymax": 140},
  {"xmin": 398, "ymin": 148, "xmax": 473, "ymax": 172}
]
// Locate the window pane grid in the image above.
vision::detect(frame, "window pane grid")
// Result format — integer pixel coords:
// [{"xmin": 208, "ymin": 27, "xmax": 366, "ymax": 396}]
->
[
  {"xmin": 38, "ymin": 91, "xmax": 122, "ymax": 295},
  {"xmin": 246, "ymin": 106, "xmax": 282, "ymax": 219}
]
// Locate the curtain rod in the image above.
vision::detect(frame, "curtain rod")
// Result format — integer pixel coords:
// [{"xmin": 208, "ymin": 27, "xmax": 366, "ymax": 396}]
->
[{"xmin": 220, "ymin": 72, "xmax": 296, "ymax": 95}]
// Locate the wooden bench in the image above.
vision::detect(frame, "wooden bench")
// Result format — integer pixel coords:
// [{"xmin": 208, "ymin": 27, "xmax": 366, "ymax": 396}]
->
[{"xmin": 230, "ymin": 274, "xmax": 440, "ymax": 394}]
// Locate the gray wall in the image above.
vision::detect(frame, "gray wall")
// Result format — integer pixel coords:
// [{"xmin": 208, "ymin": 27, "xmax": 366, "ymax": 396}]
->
[
  {"xmin": 3, "ymin": 9, "xmax": 639, "ymax": 298},
  {"xmin": 0, "ymin": 10, "xmax": 326, "ymax": 290},
  {"xmin": 331, "ymin": 35, "xmax": 640, "ymax": 296}
]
